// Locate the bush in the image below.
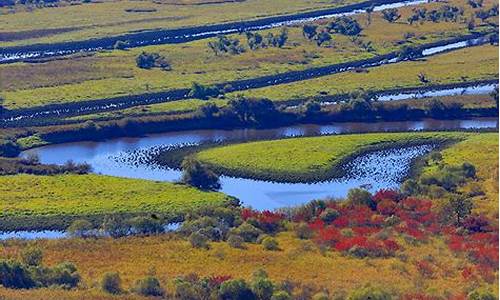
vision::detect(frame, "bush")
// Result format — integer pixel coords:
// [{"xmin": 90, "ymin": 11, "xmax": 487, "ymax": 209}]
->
[
  {"xmin": 468, "ymin": 288, "xmax": 497, "ymax": 300},
  {"xmin": 219, "ymin": 279, "xmax": 256, "ymax": 300},
  {"xmin": 189, "ymin": 231, "xmax": 210, "ymax": 249},
  {"xmin": 262, "ymin": 237, "xmax": 279, "ymax": 251},
  {"xmin": 319, "ymin": 208, "xmax": 340, "ymax": 223},
  {"xmin": 328, "ymin": 17, "xmax": 362, "ymax": 35},
  {"xmin": 231, "ymin": 222, "xmax": 263, "ymax": 242},
  {"xmin": 312, "ymin": 292, "xmax": 330, "ymax": 300},
  {"xmin": 181, "ymin": 157, "xmax": 221, "ymax": 190},
  {"xmin": 128, "ymin": 216, "xmax": 164, "ymax": 235},
  {"xmin": 348, "ymin": 285, "xmax": 392, "ymax": 300},
  {"xmin": 45, "ymin": 262, "xmax": 81, "ymax": 289},
  {"xmin": 67, "ymin": 219, "xmax": 95, "ymax": 238},
  {"xmin": 101, "ymin": 216, "xmax": 130, "ymax": 238},
  {"xmin": 20, "ymin": 246, "xmax": 43, "ymax": 266},
  {"xmin": 382, "ymin": 8, "xmax": 401, "ymax": 22},
  {"xmin": 271, "ymin": 290, "xmax": 292, "ymax": 300},
  {"xmin": 295, "ymin": 222, "xmax": 313, "ymax": 239},
  {"xmin": 136, "ymin": 52, "xmax": 171, "ymax": 70},
  {"xmin": 133, "ymin": 276, "xmax": 165, "ymax": 297},
  {"xmin": 251, "ymin": 270, "xmax": 274, "ymax": 300},
  {"xmin": 0, "ymin": 260, "xmax": 36, "ymax": 289},
  {"xmin": 347, "ymin": 188, "xmax": 375, "ymax": 209},
  {"xmin": 101, "ymin": 272, "xmax": 122, "ymax": 294},
  {"xmin": 227, "ymin": 234, "xmax": 245, "ymax": 249}
]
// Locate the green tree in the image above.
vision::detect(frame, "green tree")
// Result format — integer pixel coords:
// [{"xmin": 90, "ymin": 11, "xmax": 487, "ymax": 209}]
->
[
  {"xmin": 445, "ymin": 196, "xmax": 473, "ymax": 225},
  {"xmin": 382, "ymin": 8, "xmax": 401, "ymax": 22},
  {"xmin": 101, "ymin": 272, "xmax": 122, "ymax": 294},
  {"xmin": 181, "ymin": 157, "xmax": 221, "ymax": 190},
  {"xmin": 132, "ymin": 276, "xmax": 165, "ymax": 297}
]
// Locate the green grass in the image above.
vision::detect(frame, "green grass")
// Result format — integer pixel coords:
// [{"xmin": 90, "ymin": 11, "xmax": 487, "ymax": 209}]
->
[
  {"xmin": 423, "ymin": 132, "xmax": 498, "ymax": 215},
  {"xmin": 194, "ymin": 132, "xmax": 470, "ymax": 182},
  {"xmin": 0, "ymin": 0, "xmax": 362, "ymax": 47},
  {"xmin": 0, "ymin": 174, "xmax": 231, "ymax": 230},
  {"xmin": 1, "ymin": 0, "xmax": 492, "ymax": 109},
  {"xmin": 230, "ymin": 44, "xmax": 499, "ymax": 101}
]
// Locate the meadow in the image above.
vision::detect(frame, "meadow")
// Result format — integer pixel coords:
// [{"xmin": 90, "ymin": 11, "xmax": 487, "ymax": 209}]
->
[
  {"xmin": 0, "ymin": 174, "xmax": 231, "ymax": 230},
  {"xmin": 0, "ymin": 0, "xmax": 361, "ymax": 47},
  {"xmin": 193, "ymin": 132, "xmax": 469, "ymax": 182},
  {"xmin": 1, "ymin": 0, "xmax": 495, "ymax": 109}
]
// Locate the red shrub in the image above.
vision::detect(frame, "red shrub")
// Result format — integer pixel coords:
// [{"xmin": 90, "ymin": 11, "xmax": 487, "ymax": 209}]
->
[
  {"xmin": 208, "ymin": 275, "xmax": 232, "ymax": 287},
  {"xmin": 373, "ymin": 189, "xmax": 400, "ymax": 203},
  {"xmin": 415, "ymin": 260, "xmax": 434, "ymax": 278},
  {"xmin": 317, "ymin": 227, "xmax": 341, "ymax": 245},
  {"xmin": 332, "ymin": 216, "xmax": 349, "ymax": 228},
  {"xmin": 377, "ymin": 199, "xmax": 397, "ymax": 215}
]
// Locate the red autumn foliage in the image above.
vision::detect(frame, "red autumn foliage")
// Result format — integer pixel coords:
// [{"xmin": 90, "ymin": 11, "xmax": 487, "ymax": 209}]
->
[
  {"xmin": 208, "ymin": 275, "xmax": 232, "ymax": 286},
  {"xmin": 415, "ymin": 260, "xmax": 434, "ymax": 278},
  {"xmin": 377, "ymin": 199, "xmax": 397, "ymax": 215},
  {"xmin": 373, "ymin": 189, "xmax": 400, "ymax": 203},
  {"xmin": 401, "ymin": 293, "xmax": 441, "ymax": 300}
]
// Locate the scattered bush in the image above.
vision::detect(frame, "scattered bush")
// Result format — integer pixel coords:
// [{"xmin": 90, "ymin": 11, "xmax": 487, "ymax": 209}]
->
[
  {"xmin": 219, "ymin": 279, "xmax": 256, "ymax": 300},
  {"xmin": 189, "ymin": 231, "xmax": 210, "ymax": 249},
  {"xmin": 227, "ymin": 234, "xmax": 245, "ymax": 249},
  {"xmin": 181, "ymin": 157, "xmax": 221, "ymax": 190},
  {"xmin": 20, "ymin": 246, "xmax": 43, "ymax": 267},
  {"xmin": 101, "ymin": 272, "xmax": 122, "ymax": 294},
  {"xmin": 346, "ymin": 188, "xmax": 375, "ymax": 209},
  {"xmin": 128, "ymin": 216, "xmax": 164, "ymax": 235},
  {"xmin": 262, "ymin": 237, "xmax": 279, "ymax": 251},
  {"xmin": 132, "ymin": 276, "xmax": 165, "ymax": 297},
  {"xmin": 231, "ymin": 222, "xmax": 263, "ymax": 242},
  {"xmin": 328, "ymin": 17, "xmax": 362, "ymax": 36},
  {"xmin": 295, "ymin": 222, "xmax": 313, "ymax": 239},
  {"xmin": 188, "ymin": 82, "xmax": 222, "ymax": 100},
  {"xmin": 136, "ymin": 52, "xmax": 171, "ymax": 70},
  {"xmin": 382, "ymin": 8, "xmax": 401, "ymax": 22}
]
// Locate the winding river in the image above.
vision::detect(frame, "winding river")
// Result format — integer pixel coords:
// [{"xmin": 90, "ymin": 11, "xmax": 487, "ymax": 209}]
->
[
  {"xmin": 1, "ymin": 0, "xmax": 431, "ymax": 63},
  {"xmin": 21, "ymin": 118, "xmax": 498, "ymax": 209}
]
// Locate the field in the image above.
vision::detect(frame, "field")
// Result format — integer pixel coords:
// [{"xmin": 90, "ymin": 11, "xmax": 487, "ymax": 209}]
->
[
  {"xmin": 0, "ymin": 174, "xmax": 231, "ymax": 230},
  {"xmin": 0, "ymin": 0, "xmax": 496, "ymax": 109},
  {"xmin": 193, "ymin": 132, "xmax": 469, "ymax": 182},
  {"xmin": 0, "ymin": 0, "xmax": 362, "ymax": 47},
  {"xmin": 233, "ymin": 44, "xmax": 499, "ymax": 101}
]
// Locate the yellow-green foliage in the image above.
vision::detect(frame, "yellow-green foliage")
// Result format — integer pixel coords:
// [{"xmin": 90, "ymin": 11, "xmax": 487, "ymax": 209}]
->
[
  {"xmin": 425, "ymin": 132, "xmax": 499, "ymax": 215},
  {"xmin": 0, "ymin": 174, "xmax": 230, "ymax": 219},
  {"xmin": 233, "ymin": 44, "xmax": 499, "ymax": 101},
  {"xmin": 0, "ymin": 231, "xmax": 492, "ymax": 298},
  {"xmin": 195, "ymin": 132, "xmax": 469, "ymax": 180}
]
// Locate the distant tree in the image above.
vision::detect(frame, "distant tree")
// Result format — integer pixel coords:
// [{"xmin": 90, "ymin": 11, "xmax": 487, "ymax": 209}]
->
[
  {"xmin": 348, "ymin": 285, "xmax": 391, "ymax": 300},
  {"xmin": 346, "ymin": 188, "xmax": 375, "ymax": 209},
  {"xmin": 189, "ymin": 231, "xmax": 210, "ymax": 249},
  {"xmin": 382, "ymin": 8, "xmax": 401, "ymax": 22},
  {"xmin": 467, "ymin": 0, "xmax": 483, "ymax": 8},
  {"xmin": 490, "ymin": 86, "xmax": 499, "ymax": 108},
  {"xmin": 208, "ymin": 35, "xmax": 245, "ymax": 55},
  {"xmin": 397, "ymin": 45, "xmax": 421, "ymax": 60},
  {"xmin": 328, "ymin": 17, "xmax": 362, "ymax": 36},
  {"xmin": 418, "ymin": 72, "xmax": 430, "ymax": 83},
  {"xmin": 196, "ymin": 103, "xmax": 220, "ymax": 118},
  {"xmin": 20, "ymin": 246, "xmax": 43, "ymax": 266},
  {"xmin": 219, "ymin": 279, "xmax": 256, "ymax": 300},
  {"xmin": 302, "ymin": 24, "xmax": 318, "ymax": 39},
  {"xmin": 315, "ymin": 30, "xmax": 332, "ymax": 46},
  {"xmin": 262, "ymin": 237, "xmax": 279, "ymax": 251},
  {"xmin": 128, "ymin": 216, "xmax": 164, "ymax": 235},
  {"xmin": 251, "ymin": 270, "xmax": 274, "ymax": 299},
  {"xmin": 188, "ymin": 82, "xmax": 221, "ymax": 100},
  {"xmin": 366, "ymin": 5, "xmax": 375, "ymax": 25},
  {"xmin": 266, "ymin": 27, "xmax": 288, "ymax": 48},
  {"xmin": 246, "ymin": 32, "xmax": 264, "ymax": 50},
  {"xmin": 445, "ymin": 196, "xmax": 473, "ymax": 225},
  {"xmin": 136, "ymin": 52, "xmax": 171, "ymax": 70},
  {"xmin": 475, "ymin": 9, "xmax": 490, "ymax": 23},
  {"xmin": 181, "ymin": 157, "xmax": 221, "ymax": 190}
]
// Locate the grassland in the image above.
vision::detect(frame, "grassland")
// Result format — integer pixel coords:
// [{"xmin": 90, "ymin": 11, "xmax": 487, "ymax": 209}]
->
[
  {"xmin": 232, "ymin": 44, "xmax": 499, "ymax": 101},
  {"xmin": 193, "ymin": 132, "xmax": 469, "ymax": 182},
  {"xmin": 0, "ymin": 0, "xmax": 362, "ymax": 47},
  {"xmin": 1, "ymin": 0, "xmax": 495, "ymax": 109},
  {"xmin": 0, "ymin": 231, "xmax": 488, "ymax": 298},
  {"xmin": 0, "ymin": 174, "xmax": 231, "ymax": 230},
  {"xmin": 423, "ymin": 132, "xmax": 499, "ymax": 216}
]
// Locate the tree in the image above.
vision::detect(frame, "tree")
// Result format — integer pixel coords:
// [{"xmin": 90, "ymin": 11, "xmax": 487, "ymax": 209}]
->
[
  {"xmin": 366, "ymin": 5, "xmax": 375, "ymax": 25},
  {"xmin": 101, "ymin": 215, "xmax": 130, "ymax": 238},
  {"xmin": 188, "ymin": 82, "xmax": 221, "ymax": 100},
  {"xmin": 246, "ymin": 32, "xmax": 264, "ymax": 50},
  {"xmin": 315, "ymin": 30, "xmax": 332, "ymax": 46},
  {"xmin": 397, "ymin": 45, "xmax": 422, "ymax": 60},
  {"xmin": 475, "ymin": 9, "xmax": 490, "ymax": 23},
  {"xmin": 196, "ymin": 102, "xmax": 220, "ymax": 118},
  {"xmin": 136, "ymin": 52, "xmax": 171, "ymax": 70},
  {"xmin": 445, "ymin": 196, "xmax": 473, "ymax": 225},
  {"xmin": 101, "ymin": 272, "xmax": 122, "ymax": 294},
  {"xmin": 302, "ymin": 24, "xmax": 318, "ymax": 39},
  {"xmin": 328, "ymin": 17, "xmax": 362, "ymax": 36},
  {"xmin": 189, "ymin": 231, "xmax": 210, "ymax": 249},
  {"xmin": 128, "ymin": 216, "xmax": 164, "ymax": 235},
  {"xmin": 347, "ymin": 188, "xmax": 375, "ymax": 209},
  {"xmin": 490, "ymin": 86, "xmax": 499, "ymax": 108},
  {"xmin": 382, "ymin": 8, "xmax": 401, "ymax": 22},
  {"xmin": 181, "ymin": 158, "xmax": 221, "ymax": 190},
  {"xmin": 262, "ymin": 237, "xmax": 279, "ymax": 251},
  {"xmin": 251, "ymin": 270, "xmax": 274, "ymax": 300}
]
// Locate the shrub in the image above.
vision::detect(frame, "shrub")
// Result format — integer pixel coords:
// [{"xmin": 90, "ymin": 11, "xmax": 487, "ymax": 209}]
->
[
  {"xmin": 132, "ymin": 276, "xmax": 165, "ymax": 297},
  {"xmin": 67, "ymin": 219, "xmax": 95, "ymax": 238},
  {"xmin": 320, "ymin": 208, "xmax": 340, "ymax": 223},
  {"xmin": 0, "ymin": 260, "xmax": 36, "ymax": 289},
  {"xmin": 347, "ymin": 188, "xmax": 375, "ymax": 209},
  {"xmin": 219, "ymin": 279, "xmax": 255, "ymax": 300},
  {"xmin": 251, "ymin": 270, "xmax": 274, "ymax": 300},
  {"xmin": 101, "ymin": 272, "xmax": 122, "ymax": 294},
  {"xmin": 20, "ymin": 246, "xmax": 43, "ymax": 266},
  {"xmin": 303, "ymin": 24, "xmax": 318, "ymax": 39},
  {"xmin": 136, "ymin": 52, "xmax": 171, "ymax": 70},
  {"xmin": 189, "ymin": 231, "xmax": 210, "ymax": 249},
  {"xmin": 128, "ymin": 216, "xmax": 164, "ymax": 235},
  {"xmin": 262, "ymin": 237, "xmax": 279, "ymax": 251},
  {"xmin": 101, "ymin": 215, "xmax": 130, "ymax": 238},
  {"xmin": 382, "ymin": 8, "xmax": 401, "ymax": 22},
  {"xmin": 188, "ymin": 82, "xmax": 222, "ymax": 100},
  {"xmin": 227, "ymin": 234, "xmax": 245, "ymax": 249},
  {"xmin": 348, "ymin": 285, "xmax": 392, "ymax": 300},
  {"xmin": 232, "ymin": 222, "xmax": 263, "ymax": 242},
  {"xmin": 181, "ymin": 157, "xmax": 221, "ymax": 190},
  {"xmin": 295, "ymin": 222, "xmax": 313, "ymax": 239},
  {"xmin": 46, "ymin": 262, "xmax": 81, "ymax": 289},
  {"xmin": 312, "ymin": 292, "xmax": 330, "ymax": 300},
  {"xmin": 271, "ymin": 290, "xmax": 292, "ymax": 300},
  {"xmin": 468, "ymin": 288, "xmax": 497, "ymax": 300}
]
